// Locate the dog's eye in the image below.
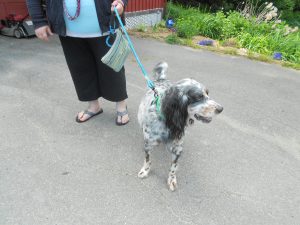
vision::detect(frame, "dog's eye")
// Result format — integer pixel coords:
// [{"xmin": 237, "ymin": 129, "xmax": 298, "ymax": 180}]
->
[
  {"xmin": 197, "ymin": 95, "xmax": 204, "ymax": 101},
  {"xmin": 206, "ymin": 89, "xmax": 209, "ymax": 95},
  {"xmin": 197, "ymin": 94, "xmax": 204, "ymax": 100},
  {"xmin": 192, "ymin": 95, "xmax": 204, "ymax": 103}
]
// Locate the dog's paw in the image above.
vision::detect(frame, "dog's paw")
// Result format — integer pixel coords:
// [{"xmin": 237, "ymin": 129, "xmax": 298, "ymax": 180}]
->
[
  {"xmin": 168, "ymin": 176, "xmax": 177, "ymax": 191},
  {"xmin": 138, "ymin": 160, "xmax": 151, "ymax": 179},
  {"xmin": 138, "ymin": 167, "xmax": 150, "ymax": 178}
]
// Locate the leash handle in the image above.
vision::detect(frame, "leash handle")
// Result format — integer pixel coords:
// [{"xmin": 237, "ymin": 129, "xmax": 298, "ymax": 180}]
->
[{"xmin": 113, "ymin": 7, "xmax": 155, "ymax": 90}]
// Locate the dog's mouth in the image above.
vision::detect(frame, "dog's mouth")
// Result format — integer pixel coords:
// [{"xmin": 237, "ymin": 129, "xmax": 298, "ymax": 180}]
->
[{"xmin": 194, "ymin": 114, "xmax": 212, "ymax": 123}]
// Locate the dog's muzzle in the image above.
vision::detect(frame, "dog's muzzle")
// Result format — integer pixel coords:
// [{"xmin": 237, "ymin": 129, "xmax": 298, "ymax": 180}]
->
[{"xmin": 194, "ymin": 114, "xmax": 212, "ymax": 123}]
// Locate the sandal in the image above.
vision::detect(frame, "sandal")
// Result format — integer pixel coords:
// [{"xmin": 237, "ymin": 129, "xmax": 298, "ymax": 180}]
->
[
  {"xmin": 75, "ymin": 109, "xmax": 103, "ymax": 123},
  {"xmin": 116, "ymin": 108, "xmax": 129, "ymax": 126}
]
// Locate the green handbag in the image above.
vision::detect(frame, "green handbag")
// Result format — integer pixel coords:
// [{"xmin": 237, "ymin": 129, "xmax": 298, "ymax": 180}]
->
[{"xmin": 101, "ymin": 16, "xmax": 131, "ymax": 72}]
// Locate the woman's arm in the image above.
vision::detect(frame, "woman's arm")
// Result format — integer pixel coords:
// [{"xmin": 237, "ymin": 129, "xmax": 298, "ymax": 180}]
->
[
  {"xmin": 26, "ymin": 0, "xmax": 53, "ymax": 41},
  {"xmin": 26, "ymin": 0, "xmax": 48, "ymax": 29},
  {"xmin": 119, "ymin": 0, "xmax": 128, "ymax": 7},
  {"xmin": 111, "ymin": 0, "xmax": 126, "ymax": 15}
]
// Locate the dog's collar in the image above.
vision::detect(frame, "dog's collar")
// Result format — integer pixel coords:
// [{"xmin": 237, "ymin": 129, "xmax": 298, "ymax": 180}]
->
[{"xmin": 154, "ymin": 94, "xmax": 165, "ymax": 121}]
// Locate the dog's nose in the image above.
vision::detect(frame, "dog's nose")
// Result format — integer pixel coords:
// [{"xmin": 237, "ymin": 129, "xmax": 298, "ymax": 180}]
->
[{"xmin": 216, "ymin": 105, "xmax": 223, "ymax": 114}]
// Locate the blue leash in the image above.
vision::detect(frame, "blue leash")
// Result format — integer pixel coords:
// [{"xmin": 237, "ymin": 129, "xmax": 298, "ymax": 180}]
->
[
  {"xmin": 110, "ymin": 7, "xmax": 163, "ymax": 118},
  {"xmin": 112, "ymin": 7, "xmax": 156, "ymax": 91}
]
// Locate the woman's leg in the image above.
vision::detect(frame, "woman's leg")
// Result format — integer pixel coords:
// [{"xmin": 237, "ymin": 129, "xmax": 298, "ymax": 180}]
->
[
  {"xmin": 88, "ymin": 37, "xmax": 130, "ymax": 125},
  {"xmin": 59, "ymin": 36, "xmax": 103, "ymax": 122}
]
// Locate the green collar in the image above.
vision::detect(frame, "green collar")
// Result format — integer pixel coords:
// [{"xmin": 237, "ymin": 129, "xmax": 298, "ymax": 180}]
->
[{"xmin": 154, "ymin": 94, "xmax": 165, "ymax": 120}]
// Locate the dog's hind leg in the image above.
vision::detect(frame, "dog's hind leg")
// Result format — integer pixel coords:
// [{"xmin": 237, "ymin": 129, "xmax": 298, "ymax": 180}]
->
[
  {"xmin": 167, "ymin": 144, "xmax": 183, "ymax": 191},
  {"xmin": 138, "ymin": 143, "xmax": 152, "ymax": 178}
]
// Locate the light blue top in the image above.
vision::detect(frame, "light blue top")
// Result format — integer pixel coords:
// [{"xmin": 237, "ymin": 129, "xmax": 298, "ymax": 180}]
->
[{"xmin": 63, "ymin": 0, "xmax": 103, "ymax": 37}]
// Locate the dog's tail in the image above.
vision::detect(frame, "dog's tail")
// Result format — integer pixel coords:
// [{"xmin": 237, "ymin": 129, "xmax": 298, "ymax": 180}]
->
[{"xmin": 152, "ymin": 62, "xmax": 168, "ymax": 81}]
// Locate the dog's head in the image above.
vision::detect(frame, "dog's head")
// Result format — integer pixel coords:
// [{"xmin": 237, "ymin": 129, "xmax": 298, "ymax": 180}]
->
[
  {"xmin": 162, "ymin": 78, "xmax": 223, "ymax": 140},
  {"xmin": 179, "ymin": 79, "xmax": 223, "ymax": 125}
]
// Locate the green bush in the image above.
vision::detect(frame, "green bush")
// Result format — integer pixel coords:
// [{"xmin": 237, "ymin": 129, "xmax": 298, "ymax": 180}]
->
[
  {"xmin": 167, "ymin": 3, "xmax": 300, "ymax": 64},
  {"xmin": 237, "ymin": 24, "xmax": 300, "ymax": 63},
  {"xmin": 221, "ymin": 11, "xmax": 252, "ymax": 39},
  {"xmin": 281, "ymin": 11, "xmax": 300, "ymax": 27},
  {"xmin": 273, "ymin": 0, "xmax": 296, "ymax": 11},
  {"xmin": 165, "ymin": 34, "xmax": 183, "ymax": 44},
  {"xmin": 172, "ymin": 0, "xmax": 299, "ymax": 12},
  {"xmin": 200, "ymin": 12, "xmax": 226, "ymax": 39},
  {"xmin": 176, "ymin": 14, "xmax": 200, "ymax": 38}
]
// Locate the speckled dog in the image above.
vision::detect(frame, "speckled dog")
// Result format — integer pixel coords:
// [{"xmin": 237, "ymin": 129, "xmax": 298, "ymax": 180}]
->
[{"xmin": 137, "ymin": 62, "xmax": 223, "ymax": 191}]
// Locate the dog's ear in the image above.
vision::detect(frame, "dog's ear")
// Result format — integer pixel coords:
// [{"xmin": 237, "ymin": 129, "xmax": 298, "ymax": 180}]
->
[{"xmin": 162, "ymin": 87, "xmax": 189, "ymax": 140}]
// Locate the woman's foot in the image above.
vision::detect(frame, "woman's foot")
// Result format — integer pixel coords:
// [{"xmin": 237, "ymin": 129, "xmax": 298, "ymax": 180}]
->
[
  {"xmin": 76, "ymin": 100, "xmax": 103, "ymax": 123},
  {"xmin": 116, "ymin": 101, "xmax": 129, "ymax": 126}
]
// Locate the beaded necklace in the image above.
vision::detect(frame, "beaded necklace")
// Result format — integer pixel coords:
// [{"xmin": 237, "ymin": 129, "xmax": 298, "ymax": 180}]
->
[{"xmin": 63, "ymin": 0, "xmax": 81, "ymax": 20}]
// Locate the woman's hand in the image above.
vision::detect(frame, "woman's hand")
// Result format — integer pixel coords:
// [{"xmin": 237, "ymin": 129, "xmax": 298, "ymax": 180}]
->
[
  {"xmin": 111, "ymin": 0, "xmax": 124, "ymax": 15},
  {"xmin": 35, "ymin": 25, "xmax": 53, "ymax": 41}
]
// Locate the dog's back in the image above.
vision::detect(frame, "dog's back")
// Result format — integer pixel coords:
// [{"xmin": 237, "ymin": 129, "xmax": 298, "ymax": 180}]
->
[{"xmin": 138, "ymin": 62, "xmax": 170, "ymax": 128}]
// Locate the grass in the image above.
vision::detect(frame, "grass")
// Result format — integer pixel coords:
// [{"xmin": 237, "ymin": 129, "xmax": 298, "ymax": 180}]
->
[
  {"xmin": 162, "ymin": 3, "xmax": 300, "ymax": 69},
  {"xmin": 129, "ymin": 26, "xmax": 299, "ymax": 70}
]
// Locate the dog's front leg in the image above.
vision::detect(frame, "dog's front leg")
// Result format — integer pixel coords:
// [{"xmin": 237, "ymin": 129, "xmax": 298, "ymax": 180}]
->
[
  {"xmin": 167, "ymin": 143, "xmax": 183, "ymax": 191},
  {"xmin": 138, "ymin": 142, "xmax": 152, "ymax": 178}
]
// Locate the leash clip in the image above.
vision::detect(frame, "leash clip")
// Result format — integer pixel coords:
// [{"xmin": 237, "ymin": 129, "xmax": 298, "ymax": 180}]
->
[{"xmin": 152, "ymin": 87, "xmax": 159, "ymax": 98}]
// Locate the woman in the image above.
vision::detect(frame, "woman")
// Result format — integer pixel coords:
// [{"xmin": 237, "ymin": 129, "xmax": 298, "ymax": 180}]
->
[{"xmin": 26, "ymin": 0, "xmax": 130, "ymax": 125}]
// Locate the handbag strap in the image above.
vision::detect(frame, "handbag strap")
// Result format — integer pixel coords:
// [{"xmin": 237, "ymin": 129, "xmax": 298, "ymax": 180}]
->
[{"xmin": 106, "ymin": 13, "xmax": 118, "ymax": 47}]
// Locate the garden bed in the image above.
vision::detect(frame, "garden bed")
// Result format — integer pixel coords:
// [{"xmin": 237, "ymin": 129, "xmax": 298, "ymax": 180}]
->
[{"xmin": 130, "ymin": 2, "xmax": 300, "ymax": 70}]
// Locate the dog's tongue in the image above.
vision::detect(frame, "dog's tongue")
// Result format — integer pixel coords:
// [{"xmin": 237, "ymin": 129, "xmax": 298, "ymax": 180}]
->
[{"xmin": 194, "ymin": 114, "xmax": 201, "ymax": 120}]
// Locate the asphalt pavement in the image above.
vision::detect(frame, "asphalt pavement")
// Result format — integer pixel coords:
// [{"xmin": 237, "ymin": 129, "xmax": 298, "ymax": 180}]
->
[{"xmin": 0, "ymin": 34, "xmax": 299, "ymax": 225}]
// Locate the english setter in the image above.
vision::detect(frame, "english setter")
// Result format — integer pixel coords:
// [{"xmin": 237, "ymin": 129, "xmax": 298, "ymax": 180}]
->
[{"xmin": 137, "ymin": 62, "xmax": 223, "ymax": 191}]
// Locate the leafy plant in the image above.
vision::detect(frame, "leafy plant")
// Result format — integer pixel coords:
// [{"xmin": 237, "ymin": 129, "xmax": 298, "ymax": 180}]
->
[
  {"xmin": 136, "ymin": 24, "xmax": 147, "ymax": 32},
  {"xmin": 165, "ymin": 34, "xmax": 183, "ymax": 44},
  {"xmin": 166, "ymin": 2, "xmax": 300, "ymax": 65}
]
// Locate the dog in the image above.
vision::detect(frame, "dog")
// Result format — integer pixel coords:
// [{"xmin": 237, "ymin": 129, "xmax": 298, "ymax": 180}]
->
[{"xmin": 137, "ymin": 62, "xmax": 223, "ymax": 191}]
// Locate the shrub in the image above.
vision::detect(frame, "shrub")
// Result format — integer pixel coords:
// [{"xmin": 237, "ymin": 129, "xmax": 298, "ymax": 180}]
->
[
  {"xmin": 165, "ymin": 34, "xmax": 183, "ymax": 44},
  {"xmin": 166, "ymin": 3, "xmax": 300, "ymax": 64},
  {"xmin": 176, "ymin": 15, "xmax": 199, "ymax": 38},
  {"xmin": 172, "ymin": 0, "xmax": 299, "ymax": 12},
  {"xmin": 221, "ymin": 11, "xmax": 252, "ymax": 39}
]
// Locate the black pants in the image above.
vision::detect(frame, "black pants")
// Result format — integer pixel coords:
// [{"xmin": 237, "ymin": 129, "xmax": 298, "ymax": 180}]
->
[{"xmin": 59, "ymin": 35, "xmax": 128, "ymax": 102}]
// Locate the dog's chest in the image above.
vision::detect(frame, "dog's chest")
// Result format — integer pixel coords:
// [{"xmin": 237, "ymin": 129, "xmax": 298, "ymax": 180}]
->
[{"xmin": 143, "ymin": 117, "xmax": 169, "ymax": 143}]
